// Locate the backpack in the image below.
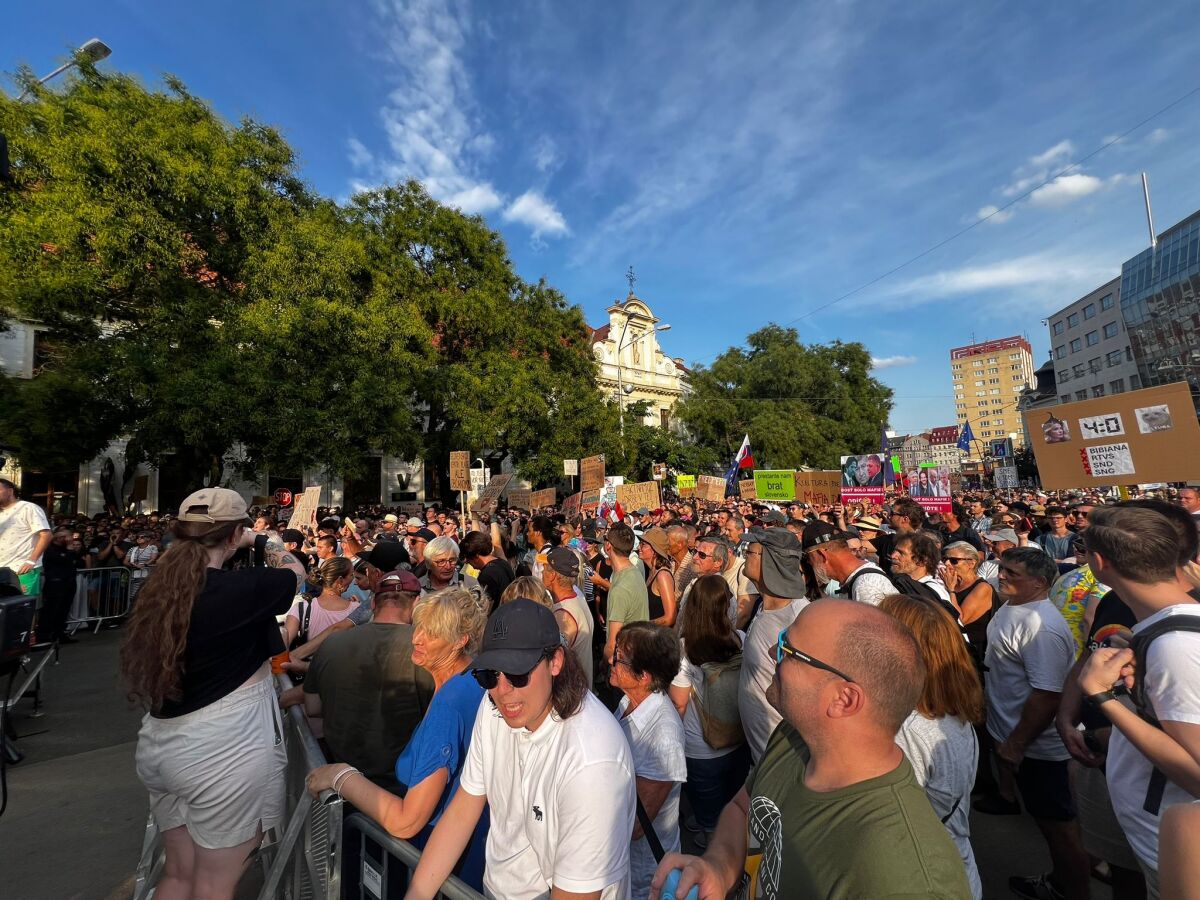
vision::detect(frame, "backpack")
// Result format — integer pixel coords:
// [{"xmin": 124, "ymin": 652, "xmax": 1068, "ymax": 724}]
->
[
  {"xmin": 691, "ymin": 651, "xmax": 745, "ymax": 750},
  {"xmin": 839, "ymin": 564, "xmax": 893, "ymax": 600},
  {"xmin": 891, "ymin": 572, "xmax": 958, "ymax": 618},
  {"xmin": 1126, "ymin": 615, "xmax": 1200, "ymax": 814},
  {"xmin": 289, "ymin": 595, "xmax": 316, "ymax": 650}
]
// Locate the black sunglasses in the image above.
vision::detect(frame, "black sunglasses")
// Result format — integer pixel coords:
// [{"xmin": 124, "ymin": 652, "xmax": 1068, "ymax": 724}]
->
[
  {"xmin": 776, "ymin": 630, "xmax": 856, "ymax": 683},
  {"xmin": 472, "ymin": 648, "xmax": 555, "ymax": 690}
]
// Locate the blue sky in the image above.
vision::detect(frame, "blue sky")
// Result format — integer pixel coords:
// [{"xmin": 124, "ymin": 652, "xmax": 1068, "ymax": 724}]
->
[{"xmin": 5, "ymin": 1, "xmax": 1200, "ymax": 436}]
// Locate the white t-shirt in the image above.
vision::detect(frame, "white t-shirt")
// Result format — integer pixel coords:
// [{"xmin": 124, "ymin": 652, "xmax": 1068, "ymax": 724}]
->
[
  {"xmin": 0, "ymin": 500, "xmax": 51, "ymax": 570},
  {"xmin": 461, "ymin": 692, "xmax": 635, "ymax": 899},
  {"xmin": 739, "ymin": 599, "xmax": 807, "ymax": 762},
  {"xmin": 1106, "ymin": 604, "xmax": 1200, "ymax": 870},
  {"xmin": 673, "ymin": 633, "xmax": 745, "ymax": 760},
  {"xmin": 977, "ymin": 559, "xmax": 1000, "ymax": 593},
  {"xmin": 983, "ymin": 598, "xmax": 1074, "ymax": 761},
  {"xmin": 616, "ymin": 692, "xmax": 687, "ymax": 900},
  {"xmin": 919, "ymin": 574, "xmax": 953, "ymax": 605},
  {"xmin": 554, "ymin": 587, "xmax": 594, "ymax": 686},
  {"xmin": 841, "ymin": 562, "xmax": 894, "ymax": 605},
  {"xmin": 896, "ymin": 713, "xmax": 982, "ymax": 900}
]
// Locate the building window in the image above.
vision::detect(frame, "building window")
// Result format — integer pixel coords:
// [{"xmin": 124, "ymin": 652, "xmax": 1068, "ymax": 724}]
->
[
  {"xmin": 988, "ymin": 357, "xmax": 998, "ymax": 363},
  {"xmin": 1126, "ymin": 347, "xmax": 1134, "ymax": 362},
  {"xmin": 1088, "ymin": 357, "xmax": 1102, "ymax": 372},
  {"xmin": 1110, "ymin": 379, "xmax": 1125, "ymax": 394},
  {"xmin": 1055, "ymin": 346, "xmax": 1066, "ymax": 359},
  {"xmin": 1100, "ymin": 293, "xmax": 1114, "ymax": 311},
  {"xmin": 989, "ymin": 389, "xmax": 1000, "ymax": 395},
  {"xmin": 1073, "ymin": 364, "xmax": 1085, "ymax": 377},
  {"xmin": 1053, "ymin": 321, "xmax": 1064, "ymax": 335},
  {"xmin": 1061, "ymin": 394, "xmax": 1072, "ymax": 403},
  {"xmin": 989, "ymin": 378, "xmax": 1000, "ymax": 384},
  {"xmin": 1068, "ymin": 313, "xmax": 1079, "ymax": 328},
  {"xmin": 1104, "ymin": 322, "xmax": 1119, "ymax": 339},
  {"xmin": 1130, "ymin": 374, "xmax": 1140, "ymax": 389},
  {"xmin": 1083, "ymin": 303, "xmax": 1096, "ymax": 319},
  {"xmin": 1009, "ymin": 353, "xmax": 1022, "ymax": 360},
  {"xmin": 1086, "ymin": 331, "xmax": 1099, "ymax": 346},
  {"xmin": 660, "ymin": 408, "xmax": 670, "ymax": 429},
  {"xmin": 1075, "ymin": 390, "xmax": 1088, "ymax": 401},
  {"xmin": 1106, "ymin": 350, "xmax": 1123, "ymax": 367},
  {"xmin": 988, "ymin": 367, "xmax": 999, "ymax": 374},
  {"xmin": 1070, "ymin": 338, "xmax": 1082, "ymax": 353},
  {"xmin": 1092, "ymin": 385, "xmax": 1105, "ymax": 398},
  {"xmin": 976, "ymin": 391, "xmax": 986, "ymax": 397},
  {"xmin": 1058, "ymin": 370, "xmax": 1070, "ymax": 382}
]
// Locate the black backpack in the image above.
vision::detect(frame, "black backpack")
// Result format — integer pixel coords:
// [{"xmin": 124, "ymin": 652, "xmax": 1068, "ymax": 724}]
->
[
  {"xmin": 890, "ymin": 573, "xmax": 964, "ymax": 625},
  {"xmin": 1126, "ymin": 615, "xmax": 1200, "ymax": 814}
]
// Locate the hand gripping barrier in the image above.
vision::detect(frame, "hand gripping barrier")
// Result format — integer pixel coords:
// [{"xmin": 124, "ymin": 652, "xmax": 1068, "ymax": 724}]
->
[{"xmin": 341, "ymin": 812, "xmax": 485, "ymax": 900}]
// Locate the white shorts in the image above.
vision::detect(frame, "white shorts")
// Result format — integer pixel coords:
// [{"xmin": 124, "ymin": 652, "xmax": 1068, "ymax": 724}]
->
[{"xmin": 135, "ymin": 673, "xmax": 287, "ymax": 849}]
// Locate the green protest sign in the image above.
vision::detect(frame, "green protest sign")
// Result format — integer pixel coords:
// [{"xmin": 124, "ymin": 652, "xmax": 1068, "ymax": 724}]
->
[{"xmin": 753, "ymin": 470, "xmax": 796, "ymax": 501}]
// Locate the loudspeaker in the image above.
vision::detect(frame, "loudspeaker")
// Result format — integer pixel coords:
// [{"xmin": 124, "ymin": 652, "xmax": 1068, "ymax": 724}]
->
[{"xmin": 0, "ymin": 596, "xmax": 36, "ymax": 664}]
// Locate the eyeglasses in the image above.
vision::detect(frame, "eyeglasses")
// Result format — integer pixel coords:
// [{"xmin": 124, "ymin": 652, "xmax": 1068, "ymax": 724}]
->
[
  {"xmin": 942, "ymin": 556, "xmax": 974, "ymax": 564},
  {"xmin": 693, "ymin": 549, "xmax": 713, "ymax": 560},
  {"xmin": 472, "ymin": 649, "xmax": 554, "ymax": 690},
  {"xmin": 775, "ymin": 630, "xmax": 856, "ymax": 683}
]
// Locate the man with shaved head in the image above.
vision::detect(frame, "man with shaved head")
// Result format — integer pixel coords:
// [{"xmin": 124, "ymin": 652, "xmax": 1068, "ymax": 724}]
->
[{"xmin": 652, "ymin": 599, "xmax": 971, "ymax": 899}]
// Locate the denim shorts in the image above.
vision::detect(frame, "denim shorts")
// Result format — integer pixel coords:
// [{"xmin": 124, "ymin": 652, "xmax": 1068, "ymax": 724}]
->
[{"xmin": 135, "ymin": 673, "xmax": 286, "ymax": 849}]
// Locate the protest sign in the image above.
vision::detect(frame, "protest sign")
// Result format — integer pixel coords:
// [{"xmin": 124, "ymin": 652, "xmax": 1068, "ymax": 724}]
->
[
  {"xmin": 450, "ymin": 451, "xmax": 471, "ymax": 491},
  {"xmin": 793, "ymin": 471, "xmax": 841, "ymax": 506},
  {"xmin": 652, "ymin": 463, "xmax": 667, "ymax": 481},
  {"xmin": 738, "ymin": 479, "xmax": 757, "ymax": 500},
  {"xmin": 562, "ymin": 492, "xmax": 582, "ymax": 515},
  {"xmin": 1023, "ymin": 382, "xmax": 1200, "ymax": 488},
  {"xmin": 564, "ymin": 459, "xmax": 579, "ymax": 476},
  {"xmin": 753, "ymin": 470, "xmax": 795, "ymax": 501},
  {"xmin": 471, "ymin": 472, "xmax": 512, "ymax": 512},
  {"xmin": 397, "ymin": 501, "xmax": 424, "ymax": 519},
  {"xmin": 581, "ymin": 489, "xmax": 602, "ymax": 511},
  {"xmin": 912, "ymin": 496, "xmax": 952, "ymax": 515},
  {"xmin": 695, "ymin": 475, "xmax": 727, "ymax": 503},
  {"xmin": 839, "ymin": 454, "xmax": 885, "ymax": 504},
  {"xmin": 616, "ymin": 480, "xmax": 662, "ymax": 512},
  {"xmin": 530, "ymin": 488, "xmax": 557, "ymax": 509},
  {"xmin": 287, "ymin": 486, "xmax": 323, "ymax": 531},
  {"xmin": 507, "ymin": 488, "xmax": 531, "ymax": 510},
  {"xmin": 580, "ymin": 454, "xmax": 606, "ymax": 492},
  {"xmin": 676, "ymin": 475, "xmax": 696, "ymax": 496},
  {"xmin": 994, "ymin": 466, "xmax": 1019, "ymax": 489}
]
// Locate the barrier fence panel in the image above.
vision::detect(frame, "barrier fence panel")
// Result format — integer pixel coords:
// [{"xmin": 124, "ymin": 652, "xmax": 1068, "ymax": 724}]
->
[
  {"xmin": 342, "ymin": 813, "xmax": 485, "ymax": 900},
  {"xmin": 67, "ymin": 566, "xmax": 132, "ymax": 633}
]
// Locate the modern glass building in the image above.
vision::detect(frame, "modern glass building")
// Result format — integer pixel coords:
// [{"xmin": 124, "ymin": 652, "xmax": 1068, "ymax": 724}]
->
[{"xmin": 1119, "ymin": 210, "xmax": 1200, "ymax": 399}]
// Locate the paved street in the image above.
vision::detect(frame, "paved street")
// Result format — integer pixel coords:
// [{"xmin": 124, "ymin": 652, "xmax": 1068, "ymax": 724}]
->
[{"xmin": 0, "ymin": 630, "xmax": 1111, "ymax": 900}]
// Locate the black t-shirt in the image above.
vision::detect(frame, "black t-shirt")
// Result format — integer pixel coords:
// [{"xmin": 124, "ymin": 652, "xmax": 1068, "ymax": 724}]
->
[
  {"xmin": 156, "ymin": 567, "xmax": 295, "ymax": 719},
  {"xmin": 42, "ymin": 543, "xmax": 83, "ymax": 582},
  {"xmin": 476, "ymin": 558, "xmax": 515, "ymax": 612},
  {"xmin": 589, "ymin": 553, "xmax": 612, "ymax": 620}
]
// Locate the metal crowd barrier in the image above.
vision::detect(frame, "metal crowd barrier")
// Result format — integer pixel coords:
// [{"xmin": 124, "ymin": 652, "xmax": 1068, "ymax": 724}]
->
[
  {"xmin": 67, "ymin": 566, "xmax": 133, "ymax": 633},
  {"xmin": 342, "ymin": 813, "xmax": 485, "ymax": 900}
]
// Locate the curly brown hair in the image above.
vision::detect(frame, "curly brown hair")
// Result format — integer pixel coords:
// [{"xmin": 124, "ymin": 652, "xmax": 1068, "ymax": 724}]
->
[{"xmin": 120, "ymin": 519, "xmax": 242, "ymax": 712}]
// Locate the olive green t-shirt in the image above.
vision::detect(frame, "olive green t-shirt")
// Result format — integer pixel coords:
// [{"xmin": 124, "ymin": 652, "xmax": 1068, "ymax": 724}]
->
[
  {"xmin": 744, "ymin": 722, "xmax": 972, "ymax": 900},
  {"xmin": 607, "ymin": 564, "xmax": 649, "ymax": 626}
]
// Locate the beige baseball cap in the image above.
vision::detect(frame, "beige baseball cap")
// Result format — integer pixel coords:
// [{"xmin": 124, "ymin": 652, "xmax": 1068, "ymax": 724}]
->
[{"xmin": 177, "ymin": 487, "xmax": 251, "ymax": 524}]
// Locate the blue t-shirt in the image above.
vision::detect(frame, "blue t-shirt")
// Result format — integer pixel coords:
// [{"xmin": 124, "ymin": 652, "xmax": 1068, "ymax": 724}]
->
[{"xmin": 394, "ymin": 672, "xmax": 488, "ymax": 890}]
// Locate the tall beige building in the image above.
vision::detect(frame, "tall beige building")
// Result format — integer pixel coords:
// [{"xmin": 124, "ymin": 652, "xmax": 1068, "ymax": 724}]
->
[{"xmin": 950, "ymin": 336, "xmax": 1035, "ymax": 460}]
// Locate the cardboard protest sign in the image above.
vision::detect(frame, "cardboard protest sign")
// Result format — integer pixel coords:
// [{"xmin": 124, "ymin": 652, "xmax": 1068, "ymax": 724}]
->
[
  {"xmin": 616, "ymin": 480, "xmax": 662, "ymax": 512},
  {"xmin": 530, "ymin": 488, "xmax": 557, "ymax": 509},
  {"xmin": 450, "ymin": 451, "xmax": 471, "ymax": 491},
  {"xmin": 738, "ymin": 479, "xmax": 757, "ymax": 500},
  {"xmin": 471, "ymin": 473, "xmax": 512, "ymax": 512},
  {"xmin": 287, "ymin": 486, "xmax": 323, "ymax": 531},
  {"xmin": 793, "ymin": 471, "xmax": 841, "ymax": 507},
  {"xmin": 753, "ymin": 470, "xmax": 795, "ymax": 501},
  {"xmin": 581, "ymin": 489, "xmax": 602, "ymax": 511},
  {"xmin": 676, "ymin": 475, "xmax": 696, "ymax": 496},
  {"xmin": 562, "ymin": 492, "xmax": 582, "ymax": 515},
  {"xmin": 580, "ymin": 454, "xmax": 605, "ymax": 492},
  {"xmin": 564, "ymin": 459, "xmax": 579, "ymax": 476},
  {"xmin": 507, "ymin": 488, "xmax": 531, "ymax": 510},
  {"xmin": 695, "ymin": 475, "xmax": 727, "ymax": 503},
  {"xmin": 1023, "ymin": 382, "xmax": 1200, "ymax": 488},
  {"xmin": 396, "ymin": 501, "xmax": 424, "ymax": 519},
  {"xmin": 839, "ymin": 455, "xmax": 885, "ymax": 504}
]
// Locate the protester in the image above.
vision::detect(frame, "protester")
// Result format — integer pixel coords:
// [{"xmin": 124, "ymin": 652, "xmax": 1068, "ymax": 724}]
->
[
  {"xmin": 667, "ymin": 525, "xmax": 698, "ymax": 599},
  {"xmin": 404, "ymin": 599, "xmax": 636, "ymax": 899},
  {"xmin": 1039, "ymin": 507, "xmax": 1077, "ymax": 567},
  {"xmin": 283, "ymin": 557, "xmax": 362, "ymax": 648},
  {"xmin": 458, "ymin": 529, "xmax": 513, "ymax": 613},
  {"xmin": 602, "ymin": 522, "xmax": 649, "ymax": 666},
  {"xmin": 890, "ymin": 531, "xmax": 954, "ymax": 605},
  {"xmin": 670, "ymin": 574, "xmax": 750, "ymax": 850},
  {"xmin": 294, "ymin": 569, "xmax": 434, "ymax": 788},
  {"xmin": 803, "ymin": 523, "xmax": 894, "ymax": 605},
  {"xmin": 638, "ymin": 526, "xmax": 678, "ymax": 628},
  {"xmin": 306, "ymin": 587, "xmax": 488, "ymax": 891},
  {"xmin": 420, "ymin": 536, "xmax": 477, "ymax": 595},
  {"xmin": 540, "ymin": 546, "xmax": 594, "ymax": 684},
  {"xmin": 684, "ymin": 535, "xmax": 757, "ymax": 628},
  {"xmin": 938, "ymin": 541, "xmax": 1000, "ymax": 668},
  {"xmin": 37, "ymin": 525, "xmax": 83, "ymax": 644},
  {"xmin": 882, "ymin": 593, "xmax": 985, "ymax": 899},
  {"xmin": 122, "ymin": 488, "xmax": 294, "ymax": 900},
  {"xmin": 651, "ymin": 599, "xmax": 972, "ymax": 899},
  {"xmin": 610, "ymin": 622, "xmax": 687, "ymax": 900}
]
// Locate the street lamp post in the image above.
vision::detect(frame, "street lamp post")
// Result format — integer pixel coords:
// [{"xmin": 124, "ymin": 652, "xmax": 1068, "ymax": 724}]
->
[
  {"xmin": 615, "ymin": 320, "xmax": 671, "ymax": 435},
  {"xmin": 17, "ymin": 38, "xmax": 112, "ymax": 100}
]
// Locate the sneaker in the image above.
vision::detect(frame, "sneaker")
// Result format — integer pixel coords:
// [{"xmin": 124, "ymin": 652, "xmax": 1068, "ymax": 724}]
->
[{"xmin": 1009, "ymin": 873, "xmax": 1065, "ymax": 900}]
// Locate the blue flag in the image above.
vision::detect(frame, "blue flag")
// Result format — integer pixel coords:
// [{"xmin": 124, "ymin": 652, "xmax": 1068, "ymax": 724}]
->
[{"xmin": 957, "ymin": 421, "xmax": 975, "ymax": 452}]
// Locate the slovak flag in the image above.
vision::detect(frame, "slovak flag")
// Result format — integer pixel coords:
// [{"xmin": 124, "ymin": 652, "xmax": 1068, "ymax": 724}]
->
[
  {"xmin": 957, "ymin": 421, "xmax": 976, "ymax": 453},
  {"xmin": 724, "ymin": 434, "xmax": 755, "ymax": 490},
  {"xmin": 609, "ymin": 499, "xmax": 625, "ymax": 523}
]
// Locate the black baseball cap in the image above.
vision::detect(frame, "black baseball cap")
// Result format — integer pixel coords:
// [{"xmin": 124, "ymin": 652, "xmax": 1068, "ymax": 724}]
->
[
  {"xmin": 470, "ymin": 599, "xmax": 561, "ymax": 675},
  {"xmin": 547, "ymin": 546, "xmax": 580, "ymax": 578},
  {"xmin": 360, "ymin": 541, "xmax": 409, "ymax": 572}
]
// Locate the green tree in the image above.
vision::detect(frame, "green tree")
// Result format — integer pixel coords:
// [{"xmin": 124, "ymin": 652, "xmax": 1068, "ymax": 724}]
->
[{"xmin": 675, "ymin": 324, "xmax": 893, "ymax": 470}]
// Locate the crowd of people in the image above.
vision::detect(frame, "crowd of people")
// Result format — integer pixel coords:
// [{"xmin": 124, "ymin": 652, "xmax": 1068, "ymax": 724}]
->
[{"xmin": 5, "ymin": 473, "xmax": 1199, "ymax": 898}]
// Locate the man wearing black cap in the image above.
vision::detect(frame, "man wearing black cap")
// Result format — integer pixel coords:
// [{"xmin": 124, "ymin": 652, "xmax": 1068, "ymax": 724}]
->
[
  {"xmin": 739, "ymin": 528, "xmax": 810, "ymax": 763},
  {"xmin": 804, "ymin": 522, "xmax": 895, "ymax": 606},
  {"xmin": 541, "ymin": 547, "xmax": 594, "ymax": 685},
  {"xmin": 407, "ymin": 599, "xmax": 636, "ymax": 899}
]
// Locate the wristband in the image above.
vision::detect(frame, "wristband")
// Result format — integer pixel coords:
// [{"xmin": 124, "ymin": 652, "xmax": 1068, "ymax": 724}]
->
[
  {"xmin": 331, "ymin": 766, "xmax": 360, "ymax": 797},
  {"xmin": 1085, "ymin": 689, "xmax": 1119, "ymax": 708},
  {"xmin": 25, "ymin": 560, "xmax": 38, "ymax": 567}
]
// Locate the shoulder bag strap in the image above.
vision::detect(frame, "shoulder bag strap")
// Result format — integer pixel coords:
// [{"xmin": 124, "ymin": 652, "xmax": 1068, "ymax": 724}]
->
[{"xmin": 635, "ymin": 796, "xmax": 666, "ymax": 863}]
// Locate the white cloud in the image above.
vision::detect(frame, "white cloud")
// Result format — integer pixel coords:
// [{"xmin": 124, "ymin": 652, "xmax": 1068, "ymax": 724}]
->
[
  {"xmin": 976, "ymin": 204, "xmax": 1014, "ymax": 224},
  {"xmin": 871, "ymin": 355, "xmax": 919, "ymax": 370},
  {"xmin": 533, "ymin": 136, "xmax": 561, "ymax": 174},
  {"xmin": 347, "ymin": 137, "xmax": 374, "ymax": 169},
  {"xmin": 1029, "ymin": 139, "xmax": 1075, "ymax": 169},
  {"xmin": 503, "ymin": 191, "xmax": 569, "ymax": 238},
  {"xmin": 1146, "ymin": 127, "xmax": 1170, "ymax": 144},
  {"xmin": 1029, "ymin": 172, "xmax": 1129, "ymax": 207}
]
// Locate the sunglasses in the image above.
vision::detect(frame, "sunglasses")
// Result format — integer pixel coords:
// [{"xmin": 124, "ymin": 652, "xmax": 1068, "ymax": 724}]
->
[
  {"xmin": 942, "ymin": 556, "xmax": 974, "ymax": 564},
  {"xmin": 693, "ymin": 549, "xmax": 714, "ymax": 560},
  {"xmin": 472, "ymin": 649, "xmax": 554, "ymax": 690},
  {"xmin": 775, "ymin": 630, "xmax": 856, "ymax": 683}
]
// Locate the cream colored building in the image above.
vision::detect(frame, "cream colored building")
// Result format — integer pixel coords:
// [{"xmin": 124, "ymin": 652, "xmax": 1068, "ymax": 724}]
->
[
  {"xmin": 950, "ymin": 336, "xmax": 1036, "ymax": 461},
  {"xmin": 591, "ymin": 294, "xmax": 690, "ymax": 428}
]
